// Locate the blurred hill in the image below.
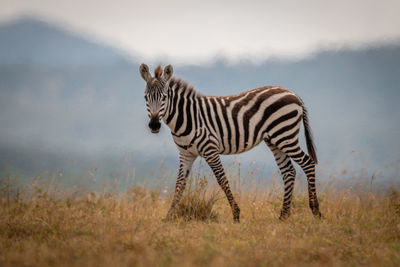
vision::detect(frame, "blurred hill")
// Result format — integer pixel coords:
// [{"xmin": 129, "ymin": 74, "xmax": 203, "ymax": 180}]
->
[
  {"xmin": 0, "ymin": 16, "xmax": 132, "ymax": 65},
  {"xmin": 0, "ymin": 16, "xmax": 399, "ymax": 185}
]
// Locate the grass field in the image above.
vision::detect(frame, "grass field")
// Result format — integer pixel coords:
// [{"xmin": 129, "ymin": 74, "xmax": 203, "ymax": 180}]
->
[{"xmin": 1, "ymin": 172, "xmax": 400, "ymax": 267}]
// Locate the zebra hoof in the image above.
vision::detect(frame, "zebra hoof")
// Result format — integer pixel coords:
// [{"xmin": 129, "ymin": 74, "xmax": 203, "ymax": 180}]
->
[
  {"xmin": 279, "ymin": 210, "xmax": 290, "ymax": 221},
  {"xmin": 313, "ymin": 210, "xmax": 324, "ymax": 219}
]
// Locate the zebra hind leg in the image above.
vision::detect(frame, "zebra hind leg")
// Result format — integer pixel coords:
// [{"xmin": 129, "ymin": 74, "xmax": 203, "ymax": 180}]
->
[
  {"xmin": 282, "ymin": 145, "xmax": 322, "ymax": 218},
  {"xmin": 204, "ymin": 153, "xmax": 240, "ymax": 222},
  {"xmin": 265, "ymin": 139, "xmax": 296, "ymax": 220}
]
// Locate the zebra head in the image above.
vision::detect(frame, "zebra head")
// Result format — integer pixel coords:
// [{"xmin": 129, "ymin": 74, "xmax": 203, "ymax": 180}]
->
[{"xmin": 139, "ymin": 63, "xmax": 174, "ymax": 133}]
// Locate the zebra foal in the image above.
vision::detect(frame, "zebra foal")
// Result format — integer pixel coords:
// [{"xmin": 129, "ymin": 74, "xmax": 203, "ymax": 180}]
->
[{"xmin": 139, "ymin": 64, "xmax": 322, "ymax": 222}]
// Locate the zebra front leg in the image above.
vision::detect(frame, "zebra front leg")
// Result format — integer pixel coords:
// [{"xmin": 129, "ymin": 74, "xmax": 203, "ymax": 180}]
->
[
  {"xmin": 204, "ymin": 153, "xmax": 240, "ymax": 222},
  {"xmin": 166, "ymin": 154, "xmax": 196, "ymax": 220}
]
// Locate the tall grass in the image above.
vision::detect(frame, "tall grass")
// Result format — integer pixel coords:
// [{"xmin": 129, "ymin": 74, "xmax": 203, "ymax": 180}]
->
[
  {"xmin": 0, "ymin": 167, "xmax": 400, "ymax": 266},
  {"xmin": 174, "ymin": 176, "xmax": 220, "ymax": 222}
]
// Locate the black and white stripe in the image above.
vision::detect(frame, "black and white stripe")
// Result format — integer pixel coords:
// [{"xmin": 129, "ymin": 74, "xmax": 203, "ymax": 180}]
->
[{"xmin": 139, "ymin": 64, "xmax": 322, "ymax": 222}]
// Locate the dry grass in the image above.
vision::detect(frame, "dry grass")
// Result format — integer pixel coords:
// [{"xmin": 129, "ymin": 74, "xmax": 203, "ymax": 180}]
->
[
  {"xmin": 0, "ymin": 174, "xmax": 400, "ymax": 267},
  {"xmin": 175, "ymin": 176, "xmax": 219, "ymax": 222}
]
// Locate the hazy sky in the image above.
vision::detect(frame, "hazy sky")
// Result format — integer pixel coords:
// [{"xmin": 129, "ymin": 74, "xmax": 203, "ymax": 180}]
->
[{"xmin": 1, "ymin": 0, "xmax": 400, "ymax": 64}]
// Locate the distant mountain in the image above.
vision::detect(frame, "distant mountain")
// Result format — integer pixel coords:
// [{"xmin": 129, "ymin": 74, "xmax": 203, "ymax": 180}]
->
[
  {"xmin": 0, "ymin": 16, "xmax": 399, "ymax": 186},
  {"xmin": 0, "ymin": 16, "xmax": 132, "ymax": 65}
]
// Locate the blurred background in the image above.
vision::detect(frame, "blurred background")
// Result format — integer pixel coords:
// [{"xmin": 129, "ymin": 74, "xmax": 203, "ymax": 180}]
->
[{"xmin": 0, "ymin": 0, "xmax": 399, "ymax": 189}]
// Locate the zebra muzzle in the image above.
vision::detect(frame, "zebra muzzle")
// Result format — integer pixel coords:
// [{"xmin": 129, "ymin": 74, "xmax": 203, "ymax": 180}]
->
[{"xmin": 149, "ymin": 117, "xmax": 161, "ymax": 133}]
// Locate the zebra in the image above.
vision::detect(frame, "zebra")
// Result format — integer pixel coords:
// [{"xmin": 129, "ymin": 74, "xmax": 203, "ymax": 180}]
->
[{"xmin": 139, "ymin": 63, "xmax": 322, "ymax": 222}]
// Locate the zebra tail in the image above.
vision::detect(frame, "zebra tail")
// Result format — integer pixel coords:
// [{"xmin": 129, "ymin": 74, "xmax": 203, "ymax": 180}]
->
[{"xmin": 301, "ymin": 101, "xmax": 318, "ymax": 164}]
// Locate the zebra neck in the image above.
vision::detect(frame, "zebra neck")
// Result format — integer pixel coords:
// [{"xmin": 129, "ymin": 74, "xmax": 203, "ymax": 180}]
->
[{"xmin": 163, "ymin": 78, "xmax": 198, "ymax": 137}]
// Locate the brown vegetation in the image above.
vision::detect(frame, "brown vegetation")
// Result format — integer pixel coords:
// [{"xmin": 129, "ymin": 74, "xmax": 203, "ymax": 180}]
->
[{"xmin": 0, "ymin": 171, "xmax": 400, "ymax": 266}]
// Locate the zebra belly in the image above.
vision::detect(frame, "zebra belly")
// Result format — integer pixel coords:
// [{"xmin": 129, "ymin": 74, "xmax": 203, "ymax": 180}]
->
[{"xmin": 219, "ymin": 137, "xmax": 264, "ymax": 155}]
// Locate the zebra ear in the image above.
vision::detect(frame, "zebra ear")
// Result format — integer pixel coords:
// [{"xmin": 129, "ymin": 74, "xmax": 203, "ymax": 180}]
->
[
  {"xmin": 163, "ymin": 64, "xmax": 173, "ymax": 81},
  {"xmin": 139, "ymin": 63, "xmax": 152, "ymax": 82}
]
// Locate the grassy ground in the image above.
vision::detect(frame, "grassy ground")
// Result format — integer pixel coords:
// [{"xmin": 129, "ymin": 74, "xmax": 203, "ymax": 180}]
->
[{"xmin": 1, "ymin": 175, "xmax": 400, "ymax": 267}]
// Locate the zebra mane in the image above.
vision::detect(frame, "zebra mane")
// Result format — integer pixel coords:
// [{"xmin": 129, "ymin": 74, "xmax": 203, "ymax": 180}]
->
[{"xmin": 167, "ymin": 77, "xmax": 202, "ymax": 97}]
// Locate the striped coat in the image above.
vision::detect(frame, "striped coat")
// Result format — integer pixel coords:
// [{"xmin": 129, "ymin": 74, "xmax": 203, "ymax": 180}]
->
[{"xmin": 140, "ymin": 64, "xmax": 322, "ymax": 222}]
